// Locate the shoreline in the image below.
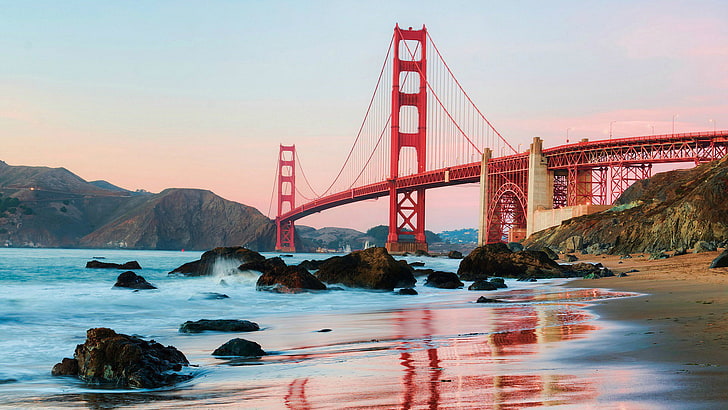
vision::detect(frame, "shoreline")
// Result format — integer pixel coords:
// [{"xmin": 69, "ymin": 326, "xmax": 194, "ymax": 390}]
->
[{"xmin": 563, "ymin": 251, "xmax": 728, "ymax": 406}]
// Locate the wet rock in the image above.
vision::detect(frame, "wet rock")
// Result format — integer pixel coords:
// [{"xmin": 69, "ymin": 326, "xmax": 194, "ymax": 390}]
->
[
  {"xmin": 563, "ymin": 262, "xmax": 613, "ymax": 278},
  {"xmin": 113, "ymin": 271, "xmax": 156, "ymax": 290},
  {"xmin": 710, "ymin": 250, "xmax": 728, "ymax": 269},
  {"xmin": 458, "ymin": 243, "xmax": 563, "ymax": 280},
  {"xmin": 212, "ymin": 338, "xmax": 265, "ymax": 357},
  {"xmin": 396, "ymin": 288, "xmax": 418, "ymax": 295},
  {"xmin": 489, "ymin": 277, "xmax": 508, "ymax": 289},
  {"xmin": 86, "ymin": 260, "xmax": 142, "ymax": 270},
  {"xmin": 189, "ymin": 292, "xmax": 230, "ymax": 300},
  {"xmin": 52, "ymin": 328, "xmax": 190, "ymax": 388},
  {"xmin": 447, "ymin": 250, "xmax": 463, "ymax": 259},
  {"xmin": 476, "ymin": 296, "xmax": 505, "ymax": 303},
  {"xmin": 673, "ymin": 247, "xmax": 687, "ymax": 256},
  {"xmin": 693, "ymin": 241, "xmax": 717, "ymax": 254},
  {"xmin": 507, "ymin": 242, "xmax": 524, "ymax": 252},
  {"xmin": 468, "ymin": 280, "xmax": 497, "ymax": 291},
  {"xmin": 316, "ymin": 328, "xmax": 332, "ymax": 332},
  {"xmin": 414, "ymin": 249, "xmax": 431, "ymax": 257},
  {"xmin": 424, "ymin": 271, "xmax": 463, "ymax": 289},
  {"xmin": 564, "ymin": 254, "xmax": 579, "ymax": 262},
  {"xmin": 51, "ymin": 357, "xmax": 79, "ymax": 376},
  {"xmin": 179, "ymin": 319, "xmax": 258, "ymax": 333},
  {"xmin": 256, "ymin": 264, "xmax": 327, "ymax": 293},
  {"xmin": 620, "ymin": 254, "xmax": 633, "ymax": 259},
  {"xmin": 409, "ymin": 261, "xmax": 426, "ymax": 267},
  {"xmin": 297, "ymin": 259, "xmax": 324, "ymax": 271},
  {"xmin": 239, "ymin": 256, "xmax": 287, "ymax": 274},
  {"xmin": 169, "ymin": 247, "xmax": 265, "ymax": 276},
  {"xmin": 314, "ymin": 247, "xmax": 416, "ymax": 291}
]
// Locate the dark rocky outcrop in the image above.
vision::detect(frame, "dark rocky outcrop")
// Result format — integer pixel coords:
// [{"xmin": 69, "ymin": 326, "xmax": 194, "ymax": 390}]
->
[
  {"xmin": 447, "ymin": 250, "xmax": 463, "ymax": 259},
  {"xmin": 212, "ymin": 338, "xmax": 265, "ymax": 357},
  {"xmin": 256, "ymin": 264, "xmax": 327, "ymax": 293},
  {"xmin": 564, "ymin": 254, "xmax": 579, "ymax": 262},
  {"xmin": 710, "ymin": 250, "xmax": 728, "ymax": 269},
  {"xmin": 179, "ymin": 319, "xmax": 260, "ymax": 333},
  {"xmin": 86, "ymin": 260, "xmax": 142, "ymax": 270},
  {"xmin": 51, "ymin": 328, "xmax": 190, "ymax": 388},
  {"xmin": 563, "ymin": 262, "xmax": 613, "ymax": 278},
  {"xmin": 507, "ymin": 242, "xmax": 524, "ymax": 252},
  {"xmin": 170, "ymin": 247, "xmax": 265, "ymax": 276},
  {"xmin": 524, "ymin": 157, "xmax": 728, "ymax": 254},
  {"xmin": 468, "ymin": 280, "xmax": 497, "ymax": 291},
  {"xmin": 457, "ymin": 243, "xmax": 563, "ymax": 280},
  {"xmin": 489, "ymin": 277, "xmax": 508, "ymax": 289},
  {"xmin": 396, "ymin": 288, "xmax": 418, "ymax": 295},
  {"xmin": 314, "ymin": 247, "xmax": 416, "ymax": 291},
  {"xmin": 423, "ymin": 271, "xmax": 463, "ymax": 289},
  {"xmin": 113, "ymin": 271, "xmax": 156, "ymax": 289},
  {"xmin": 693, "ymin": 241, "xmax": 717, "ymax": 253},
  {"xmin": 476, "ymin": 296, "xmax": 506, "ymax": 303},
  {"xmin": 239, "ymin": 256, "xmax": 287, "ymax": 274}
]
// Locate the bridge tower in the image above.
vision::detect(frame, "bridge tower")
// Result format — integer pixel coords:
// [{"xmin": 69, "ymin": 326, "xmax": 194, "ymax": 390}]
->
[
  {"xmin": 275, "ymin": 145, "xmax": 296, "ymax": 252},
  {"xmin": 386, "ymin": 25, "xmax": 429, "ymax": 254}
]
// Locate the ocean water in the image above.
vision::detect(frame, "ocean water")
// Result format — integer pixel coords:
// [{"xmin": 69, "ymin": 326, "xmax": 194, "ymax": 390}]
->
[{"xmin": 0, "ymin": 248, "xmax": 661, "ymax": 408}]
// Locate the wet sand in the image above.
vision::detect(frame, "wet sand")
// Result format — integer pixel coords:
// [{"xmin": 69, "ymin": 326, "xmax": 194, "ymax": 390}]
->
[{"xmin": 564, "ymin": 250, "xmax": 728, "ymax": 407}]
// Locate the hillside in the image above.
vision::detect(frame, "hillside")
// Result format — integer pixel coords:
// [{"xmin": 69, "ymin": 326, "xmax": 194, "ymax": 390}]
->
[
  {"xmin": 524, "ymin": 156, "xmax": 728, "ymax": 254},
  {"xmin": 0, "ymin": 161, "xmax": 275, "ymax": 250}
]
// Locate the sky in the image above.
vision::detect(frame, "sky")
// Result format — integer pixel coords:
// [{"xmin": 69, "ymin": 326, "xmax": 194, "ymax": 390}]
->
[{"xmin": 1, "ymin": 1, "xmax": 727, "ymax": 233}]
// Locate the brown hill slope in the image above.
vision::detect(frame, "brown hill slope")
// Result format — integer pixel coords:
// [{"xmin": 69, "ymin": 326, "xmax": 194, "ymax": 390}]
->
[
  {"xmin": 80, "ymin": 188, "xmax": 274, "ymax": 251},
  {"xmin": 524, "ymin": 156, "xmax": 728, "ymax": 254}
]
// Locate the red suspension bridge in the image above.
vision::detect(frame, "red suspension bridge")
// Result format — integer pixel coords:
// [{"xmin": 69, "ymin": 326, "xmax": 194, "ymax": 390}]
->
[{"xmin": 274, "ymin": 25, "xmax": 728, "ymax": 253}]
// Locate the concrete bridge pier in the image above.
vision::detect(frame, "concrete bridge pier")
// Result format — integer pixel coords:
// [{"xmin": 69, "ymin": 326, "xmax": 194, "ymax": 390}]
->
[{"xmin": 526, "ymin": 137, "xmax": 554, "ymax": 237}]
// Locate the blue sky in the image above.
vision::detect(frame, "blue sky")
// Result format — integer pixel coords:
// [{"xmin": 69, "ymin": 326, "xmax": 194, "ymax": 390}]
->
[{"xmin": 1, "ymin": 1, "xmax": 726, "ymax": 231}]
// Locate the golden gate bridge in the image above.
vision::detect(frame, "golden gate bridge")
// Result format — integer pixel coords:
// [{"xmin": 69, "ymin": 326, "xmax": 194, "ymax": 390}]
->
[{"xmin": 273, "ymin": 25, "xmax": 728, "ymax": 252}]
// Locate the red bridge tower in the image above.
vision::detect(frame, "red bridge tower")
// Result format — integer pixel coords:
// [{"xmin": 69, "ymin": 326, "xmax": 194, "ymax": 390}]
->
[
  {"xmin": 275, "ymin": 145, "xmax": 296, "ymax": 252},
  {"xmin": 386, "ymin": 25, "xmax": 429, "ymax": 254}
]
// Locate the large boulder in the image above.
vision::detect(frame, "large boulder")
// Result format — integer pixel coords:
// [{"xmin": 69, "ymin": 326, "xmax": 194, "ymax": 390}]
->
[
  {"xmin": 212, "ymin": 338, "xmax": 266, "ymax": 357},
  {"xmin": 86, "ymin": 260, "xmax": 142, "ymax": 270},
  {"xmin": 458, "ymin": 243, "xmax": 563, "ymax": 279},
  {"xmin": 51, "ymin": 328, "xmax": 190, "ymax": 388},
  {"xmin": 113, "ymin": 271, "xmax": 156, "ymax": 289},
  {"xmin": 314, "ymin": 247, "xmax": 416, "ymax": 290},
  {"xmin": 169, "ymin": 247, "xmax": 265, "ymax": 276},
  {"xmin": 561, "ymin": 236, "xmax": 584, "ymax": 253},
  {"xmin": 179, "ymin": 319, "xmax": 260, "ymax": 333},
  {"xmin": 468, "ymin": 280, "xmax": 497, "ymax": 291},
  {"xmin": 423, "ymin": 271, "xmax": 463, "ymax": 289},
  {"xmin": 256, "ymin": 264, "xmax": 327, "ymax": 293},
  {"xmin": 239, "ymin": 256, "xmax": 287, "ymax": 274}
]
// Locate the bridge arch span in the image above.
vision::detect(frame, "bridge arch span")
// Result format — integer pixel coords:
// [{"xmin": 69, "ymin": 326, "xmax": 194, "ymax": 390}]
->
[{"xmin": 486, "ymin": 182, "xmax": 527, "ymax": 244}]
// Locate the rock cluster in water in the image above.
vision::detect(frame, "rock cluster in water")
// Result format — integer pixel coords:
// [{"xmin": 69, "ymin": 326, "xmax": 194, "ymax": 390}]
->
[
  {"xmin": 51, "ymin": 328, "xmax": 191, "ymax": 388},
  {"xmin": 86, "ymin": 260, "xmax": 142, "ymax": 270},
  {"xmin": 179, "ymin": 319, "xmax": 260, "ymax": 333}
]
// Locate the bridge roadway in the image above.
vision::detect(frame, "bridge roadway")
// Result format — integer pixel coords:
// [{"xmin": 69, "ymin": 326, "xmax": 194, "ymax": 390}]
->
[{"xmin": 278, "ymin": 130, "xmax": 728, "ymax": 223}]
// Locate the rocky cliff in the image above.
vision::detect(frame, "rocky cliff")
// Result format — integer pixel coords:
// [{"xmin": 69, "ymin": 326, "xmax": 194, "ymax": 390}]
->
[
  {"xmin": 524, "ymin": 156, "xmax": 728, "ymax": 254},
  {"xmin": 0, "ymin": 161, "xmax": 275, "ymax": 250}
]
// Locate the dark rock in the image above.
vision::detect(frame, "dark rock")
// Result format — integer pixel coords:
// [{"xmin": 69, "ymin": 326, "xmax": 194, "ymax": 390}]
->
[
  {"xmin": 424, "ymin": 271, "xmax": 463, "ymax": 289},
  {"xmin": 315, "ymin": 247, "xmax": 416, "ymax": 291},
  {"xmin": 409, "ymin": 261, "xmax": 426, "ymax": 267},
  {"xmin": 51, "ymin": 357, "xmax": 79, "ymax": 376},
  {"xmin": 0, "ymin": 378, "xmax": 18, "ymax": 384},
  {"xmin": 541, "ymin": 247, "xmax": 559, "ymax": 260},
  {"xmin": 316, "ymin": 328, "xmax": 332, "ymax": 332},
  {"xmin": 624, "ymin": 269, "xmax": 640, "ymax": 273},
  {"xmin": 673, "ymin": 247, "xmax": 687, "ymax": 256},
  {"xmin": 256, "ymin": 264, "xmax": 327, "ymax": 293},
  {"xmin": 710, "ymin": 250, "xmax": 728, "ymax": 268},
  {"xmin": 414, "ymin": 249, "xmax": 430, "ymax": 257},
  {"xmin": 212, "ymin": 338, "xmax": 265, "ymax": 357},
  {"xmin": 396, "ymin": 288, "xmax": 418, "ymax": 295},
  {"xmin": 239, "ymin": 256, "xmax": 287, "ymax": 274},
  {"xmin": 563, "ymin": 262, "xmax": 613, "ymax": 278},
  {"xmin": 507, "ymin": 242, "xmax": 524, "ymax": 252},
  {"xmin": 191, "ymin": 292, "xmax": 230, "ymax": 300},
  {"xmin": 113, "ymin": 271, "xmax": 156, "ymax": 290},
  {"xmin": 86, "ymin": 260, "xmax": 142, "ymax": 270},
  {"xmin": 447, "ymin": 250, "xmax": 463, "ymax": 259},
  {"xmin": 517, "ymin": 276, "xmax": 538, "ymax": 282},
  {"xmin": 620, "ymin": 254, "xmax": 633, "ymax": 259},
  {"xmin": 179, "ymin": 319, "xmax": 259, "ymax": 333},
  {"xmin": 476, "ymin": 296, "xmax": 505, "ymax": 303},
  {"xmin": 489, "ymin": 277, "xmax": 508, "ymax": 289},
  {"xmin": 468, "ymin": 280, "xmax": 497, "ymax": 291},
  {"xmin": 617, "ymin": 272, "xmax": 629, "ymax": 277},
  {"xmin": 458, "ymin": 243, "xmax": 563, "ymax": 280},
  {"xmin": 169, "ymin": 247, "xmax": 265, "ymax": 276},
  {"xmin": 564, "ymin": 254, "xmax": 579, "ymax": 262},
  {"xmin": 693, "ymin": 241, "xmax": 717, "ymax": 253},
  {"xmin": 51, "ymin": 328, "xmax": 190, "ymax": 388}
]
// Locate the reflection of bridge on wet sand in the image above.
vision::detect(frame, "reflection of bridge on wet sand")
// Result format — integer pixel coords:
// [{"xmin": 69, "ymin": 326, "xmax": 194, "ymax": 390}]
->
[{"xmin": 280, "ymin": 288, "xmax": 636, "ymax": 408}]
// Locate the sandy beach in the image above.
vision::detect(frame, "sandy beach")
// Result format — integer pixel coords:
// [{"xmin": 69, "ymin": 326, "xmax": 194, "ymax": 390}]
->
[{"xmin": 564, "ymin": 250, "xmax": 728, "ymax": 407}]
